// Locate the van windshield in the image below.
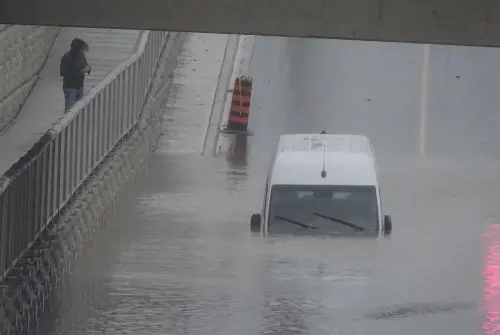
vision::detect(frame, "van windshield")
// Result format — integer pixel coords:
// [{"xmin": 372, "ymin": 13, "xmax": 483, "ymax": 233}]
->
[{"xmin": 268, "ymin": 185, "xmax": 379, "ymax": 233}]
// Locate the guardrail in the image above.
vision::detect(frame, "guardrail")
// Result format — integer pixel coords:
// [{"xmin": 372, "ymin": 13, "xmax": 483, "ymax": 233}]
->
[{"xmin": 0, "ymin": 30, "xmax": 170, "ymax": 282}]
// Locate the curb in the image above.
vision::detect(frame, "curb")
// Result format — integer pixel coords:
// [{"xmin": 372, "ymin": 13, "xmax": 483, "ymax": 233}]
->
[
  {"xmin": 213, "ymin": 35, "xmax": 255, "ymax": 155},
  {"xmin": 201, "ymin": 34, "xmax": 240, "ymax": 155},
  {"xmin": 219, "ymin": 35, "xmax": 255, "ymax": 132}
]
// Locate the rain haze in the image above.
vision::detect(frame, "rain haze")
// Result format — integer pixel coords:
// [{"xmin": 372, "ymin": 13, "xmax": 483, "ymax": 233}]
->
[{"xmin": 35, "ymin": 34, "xmax": 500, "ymax": 335}]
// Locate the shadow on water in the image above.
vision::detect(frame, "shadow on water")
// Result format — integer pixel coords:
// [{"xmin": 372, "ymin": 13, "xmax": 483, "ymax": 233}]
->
[{"xmin": 362, "ymin": 301, "xmax": 474, "ymax": 320}]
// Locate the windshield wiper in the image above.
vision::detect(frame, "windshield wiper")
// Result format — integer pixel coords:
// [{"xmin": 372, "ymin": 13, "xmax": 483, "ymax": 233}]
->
[
  {"xmin": 275, "ymin": 215, "xmax": 319, "ymax": 229},
  {"xmin": 313, "ymin": 213, "xmax": 365, "ymax": 231}
]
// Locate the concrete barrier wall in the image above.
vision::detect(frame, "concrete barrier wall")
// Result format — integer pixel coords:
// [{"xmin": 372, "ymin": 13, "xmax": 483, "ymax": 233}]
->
[
  {"xmin": 0, "ymin": 25, "xmax": 60, "ymax": 131},
  {"xmin": 0, "ymin": 31, "xmax": 186, "ymax": 335}
]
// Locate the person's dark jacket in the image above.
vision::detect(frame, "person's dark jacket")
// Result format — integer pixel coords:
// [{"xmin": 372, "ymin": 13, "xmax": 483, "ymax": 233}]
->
[{"xmin": 60, "ymin": 39, "xmax": 91, "ymax": 89}]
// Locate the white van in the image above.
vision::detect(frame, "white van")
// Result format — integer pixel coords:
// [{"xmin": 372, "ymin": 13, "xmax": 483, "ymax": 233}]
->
[{"xmin": 250, "ymin": 132, "xmax": 392, "ymax": 236}]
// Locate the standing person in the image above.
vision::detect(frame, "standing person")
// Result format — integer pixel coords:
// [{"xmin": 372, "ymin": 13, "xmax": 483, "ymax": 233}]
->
[{"xmin": 60, "ymin": 38, "xmax": 91, "ymax": 112}]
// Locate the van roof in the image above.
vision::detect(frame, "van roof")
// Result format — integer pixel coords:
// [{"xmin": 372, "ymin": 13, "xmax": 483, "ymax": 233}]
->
[
  {"xmin": 270, "ymin": 134, "xmax": 378, "ymax": 186},
  {"xmin": 277, "ymin": 134, "xmax": 375, "ymax": 155}
]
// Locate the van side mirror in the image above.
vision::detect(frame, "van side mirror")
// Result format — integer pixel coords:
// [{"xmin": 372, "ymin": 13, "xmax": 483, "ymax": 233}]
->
[
  {"xmin": 251, "ymin": 213, "xmax": 262, "ymax": 232},
  {"xmin": 383, "ymin": 215, "xmax": 392, "ymax": 235}
]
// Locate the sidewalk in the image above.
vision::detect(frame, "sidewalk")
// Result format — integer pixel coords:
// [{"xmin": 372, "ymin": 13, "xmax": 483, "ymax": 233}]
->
[
  {"xmin": 158, "ymin": 33, "xmax": 229, "ymax": 155},
  {"xmin": 0, "ymin": 27, "xmax": 141, "ymax": 175}
]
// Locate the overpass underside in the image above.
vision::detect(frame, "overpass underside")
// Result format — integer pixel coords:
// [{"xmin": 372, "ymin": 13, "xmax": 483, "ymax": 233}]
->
[{"xmin": 1, "ymin": 0, "xmax": 500, "ymax": 47}]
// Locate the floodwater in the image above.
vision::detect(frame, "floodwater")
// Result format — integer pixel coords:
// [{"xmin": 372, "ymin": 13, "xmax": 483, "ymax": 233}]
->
[{"xmin": 37, "ymin": 34, "xmax": 500, "ymax": 334}]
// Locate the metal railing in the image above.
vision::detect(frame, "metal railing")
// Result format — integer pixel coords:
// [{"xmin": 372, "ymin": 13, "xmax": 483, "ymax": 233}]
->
[{"xmin": 0, "ymin": 30, "xmax": 170, "ymax": 282}]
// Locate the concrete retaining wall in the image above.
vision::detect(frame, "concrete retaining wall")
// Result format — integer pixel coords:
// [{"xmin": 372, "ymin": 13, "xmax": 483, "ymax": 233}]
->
[
  {"xmin": 0, "ymin": 32, "xmax": 187, "ymax": 335},
  {"xmin": 0, "ymin": 25, "xmax": 60, "ymax": 132}
]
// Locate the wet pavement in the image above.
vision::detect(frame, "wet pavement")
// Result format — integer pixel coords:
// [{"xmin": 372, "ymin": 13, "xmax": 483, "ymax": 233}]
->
[{"xmin": 36, "ymin": 35, "xmax": 500, "ymax": 334}]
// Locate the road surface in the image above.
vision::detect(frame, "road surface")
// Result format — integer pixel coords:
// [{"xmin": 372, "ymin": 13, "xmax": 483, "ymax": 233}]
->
[{"xmin": 37, "ymin": 35, "xmax": 500, "ymax": 334}]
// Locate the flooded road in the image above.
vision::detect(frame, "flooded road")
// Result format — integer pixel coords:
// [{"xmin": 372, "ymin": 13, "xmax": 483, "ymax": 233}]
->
[{"xmin": 37, "ymin": 35, "xmax": 500, "ymax": 334}]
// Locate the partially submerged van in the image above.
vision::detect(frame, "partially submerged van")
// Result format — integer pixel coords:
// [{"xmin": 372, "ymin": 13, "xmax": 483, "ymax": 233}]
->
[{"xmin": 250, "ymin": 132, "xmax": 392, "ymax": 236}]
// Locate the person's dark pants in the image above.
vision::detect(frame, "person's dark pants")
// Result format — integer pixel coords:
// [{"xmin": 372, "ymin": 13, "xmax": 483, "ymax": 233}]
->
[{"xmin": 63, "ymin": 87, "xmax": 84, "ymax": 112}]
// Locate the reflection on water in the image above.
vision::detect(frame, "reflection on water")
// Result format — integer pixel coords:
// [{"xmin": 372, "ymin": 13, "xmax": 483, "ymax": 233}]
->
[
  {"xmin": 260, "ymin": 295, "xmax": 308, "ymax": 334},
  {"xmin": 483, "ymin": 224, "xmax": 500, "ymax": 334},
  {"xmin": 228, "ymin": 135, "xmax": 249, "ymax": 170}
]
